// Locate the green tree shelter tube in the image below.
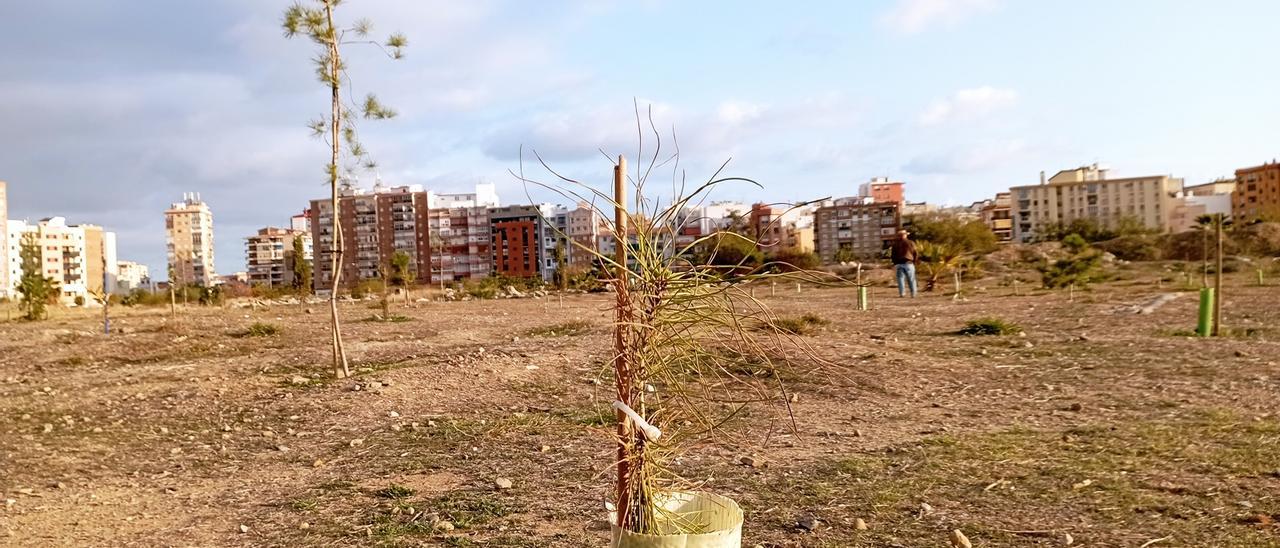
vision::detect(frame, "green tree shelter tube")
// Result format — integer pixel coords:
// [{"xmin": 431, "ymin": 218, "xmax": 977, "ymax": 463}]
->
[
  {"xmin": 1197, "ymin": 288, "xmax": 1215, "ymax": 337},
  {"xmin": 857, "ymin": 286, "xmax": 868, "ymax": 311}
]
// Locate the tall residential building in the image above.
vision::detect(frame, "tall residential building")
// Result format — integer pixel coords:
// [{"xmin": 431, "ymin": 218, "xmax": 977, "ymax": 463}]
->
[
  {"xmin": 427, "ymin": 206, "xmax": 492, "ymax": 284},
  {"xmin": 4, "ymin": 220, "xmax": 23, "ymax": 298},
  {"xmin": 858, "ymin": 177, "xmax": 906, "ymax": 207},
  {"xmin": 310, "ymin": 184, "xmax": 431, "ymax": 292},
  {"xmin": 1232, "ymin": 161, "xmax": 1280, "ymax": 222},
  {"xmin": 1010, "ymin": 164, "xmax": 1183, "ymax": 243},
  {"xmin": 427, "ymin": 182, "xmax": 500, "ymax": 209},
  {"xmin": 116, "ymin": 260, "xmax": 151, "ymax": 292},
  {"xmin": 814, "ymin": 198, "xmax": 902, "ymax": 262},
  {"xmin": 980, "ymin": 192, "xmax": 1014, "ymax": 243},
  {"xmin": 165, "ymin": 193, "xmax": 216, "ymax": 286},
  {"xmin": 0, "ymin": 181, "xmax": 8, "ymax": 299},
  {"xmin": 564, "ymin": 203, "xmax": 606, "ymax": 272},
  {"xmin": 489, "ymin": 205, "xmax": 545, "ymax": 279},
  {"xmin": 246, "ymin": 227, "xmax": 310, "ymax": 288}
]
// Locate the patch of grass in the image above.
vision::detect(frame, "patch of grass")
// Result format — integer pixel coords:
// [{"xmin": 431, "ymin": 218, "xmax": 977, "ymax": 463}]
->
[
  {"xmin": 236, "ymin": 322, "xmax": 281, "ymax": 337},
  {"xmin": 957, "ymin": 317, "xmax": 1022, "ymax": 336},
  {"xmin": 523, "ymin": 320, "xmax": 592, "ymax": 337},
  {"xmin": 375, "ymin": 484, "xmax": 415, "ymax": 499},
  {"xmin": 426, "ymin": 491, "xmax": 513, "ymax": 529},
  {"xmin": 289, "ymin": 497, "xmax": 319, "ymax": 511},
  {"xmin": 770, "ymin": 313, "xmax": 829, "ymax": 336}
]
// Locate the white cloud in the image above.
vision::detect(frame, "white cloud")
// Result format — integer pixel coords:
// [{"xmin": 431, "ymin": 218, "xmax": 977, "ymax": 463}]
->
[
  {"xmin": 881, "ymin": 0, "xmax": 999, "ymax": 34},
  {"xmin": 904, "ymin": 139, "xmax": 1026, "ymax": 174},
  {"xmin": 917, "ymin": 86, "xmax": 1017, "ymax": 126}
]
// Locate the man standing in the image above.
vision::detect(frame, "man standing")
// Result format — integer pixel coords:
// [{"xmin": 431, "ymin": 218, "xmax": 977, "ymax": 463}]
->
[{"xmin": 891, "ymin": 229, "xmax": 918, "ymax": 298}]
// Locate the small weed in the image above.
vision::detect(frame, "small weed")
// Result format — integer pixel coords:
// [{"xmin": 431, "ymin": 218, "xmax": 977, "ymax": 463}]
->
[
  {"xmin": 236, "ymin": 322, "xmax": 281, "ymax": 337},
  {"xmin": 289, "ymin": 497, "xmax": 319, "ymax": 511},
  {"xmin": 375, "ymin": 484, "xmax": 415, "ymax": 499},
  {"xmin": 523, "ymin": 320, "xmax": 592, "ymax": 337},
  {"xmin": 770, "ymin": 313, "xmax": 829, "ymax": 336},
  {"xmin": 958, "ymin": 317, "xmax": 1022, "ymax": 336}
]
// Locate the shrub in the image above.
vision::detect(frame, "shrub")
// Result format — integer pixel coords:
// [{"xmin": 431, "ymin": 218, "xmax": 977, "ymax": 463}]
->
[
  {"xmin": 239, "ymin": 322, "xmax": 281, "ymax": 337},
  {"xmin": 1095, "ymin": 235, "xmax": 1162, "ymax": 262},
  {"xmin": 767, "ymin": 247, "xmax": 821, "ymax": 272},
  {"xmin": 958, "ymin": 317, "xmax": 1022, "ymax": 336}
]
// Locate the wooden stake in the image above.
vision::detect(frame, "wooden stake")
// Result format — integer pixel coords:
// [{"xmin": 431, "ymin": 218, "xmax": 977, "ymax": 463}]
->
[
  {"xmin": 612, "ymin": 155, "xmax": 632, "ymax": 527},
  {"xmin": 1212, "ymin": 213, "xmax": 1223, "ymax": 337}
]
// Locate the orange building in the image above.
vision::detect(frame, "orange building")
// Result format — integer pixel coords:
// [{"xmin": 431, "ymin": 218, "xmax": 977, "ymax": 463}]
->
[
  {"xmin": 858, "ymin": 177, "xmax": 905, "ymax": 207},
  {"xmin": 1233, "ymin": 161, "xmax": 1280, "ymax": 222}
]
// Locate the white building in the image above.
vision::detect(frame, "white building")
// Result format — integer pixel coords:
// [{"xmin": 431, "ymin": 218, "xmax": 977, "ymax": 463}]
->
[
  {"xmin": 116, "ymin": 261, "xmax": 151, "ymax": 292},
  {"xmin": 427, "ymin": 182, "xmax": 499, "ymax": 209}
]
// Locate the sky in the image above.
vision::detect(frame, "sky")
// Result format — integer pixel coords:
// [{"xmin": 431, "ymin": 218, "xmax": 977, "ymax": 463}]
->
[{"xmin": 3, "ymin": 0, "xmax": 1279, "ymax": 279}]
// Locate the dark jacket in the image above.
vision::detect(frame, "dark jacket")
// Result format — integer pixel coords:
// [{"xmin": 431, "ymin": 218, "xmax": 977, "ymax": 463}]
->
[{"xmin": 890, "ymin": 238, "xmax": 917, "ymax": 265}]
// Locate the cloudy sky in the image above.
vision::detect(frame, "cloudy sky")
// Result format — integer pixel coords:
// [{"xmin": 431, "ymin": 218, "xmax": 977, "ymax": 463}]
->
[{"xmin": 4, "ymin": 0, "xmax": 1279, "ymax": 278}]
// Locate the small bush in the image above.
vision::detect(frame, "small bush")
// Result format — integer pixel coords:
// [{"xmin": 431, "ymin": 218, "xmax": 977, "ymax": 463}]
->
[
  {"xmin": 770, "ymin": 313, "xmax": 829, "ymax": 336},
  {"xmin": 375, "ymin": 484, "xmax": 414, "ymax": 499},
  {"xmin": 239, "ymin": 322, "xmax": 281, "ymax": 337},
  {"xmin": 958, "ymin": 317, "xmax": 1022, "ymax": 336}
]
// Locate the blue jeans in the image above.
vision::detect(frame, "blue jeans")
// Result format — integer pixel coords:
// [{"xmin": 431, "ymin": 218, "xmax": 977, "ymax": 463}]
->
[{"xmin": 895, "ymin": 263, "xmax": 917, "ymax": 297}]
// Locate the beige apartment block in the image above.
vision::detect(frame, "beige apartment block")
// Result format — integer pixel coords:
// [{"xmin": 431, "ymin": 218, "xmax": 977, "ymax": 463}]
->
[
  {"xmin": 165, "ymin": 193, "xmax": 216, "ymax": 286},
  {"xmin": 246, "ymin": 227, "xmax": 310, "ymax": 288},
  {"xmin": 1011, "ymin": 164, "xmax": 1183, "ymax": 243},
  {"xmin": 1233, "ymin": 161, "xmax": 1280, "ymax": 222}
]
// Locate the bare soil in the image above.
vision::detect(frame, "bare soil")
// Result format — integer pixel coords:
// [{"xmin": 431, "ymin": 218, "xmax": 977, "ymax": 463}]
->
[{"xmin": 2, "ymin": 267, "xmax": 1278, "ymax": 547}]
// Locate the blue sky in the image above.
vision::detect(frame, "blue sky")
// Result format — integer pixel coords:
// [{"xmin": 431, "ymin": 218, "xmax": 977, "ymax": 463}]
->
[{"xmin": 3, "ymin": 0, "xmax": 1278, "ymax": 279}]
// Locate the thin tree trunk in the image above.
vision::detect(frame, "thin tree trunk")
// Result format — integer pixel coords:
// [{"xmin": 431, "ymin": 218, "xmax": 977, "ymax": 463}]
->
[
  {"xmin": 326, "ymin": 3, "xmax": 349, "ymax": 378},
  {"xmin": 1201, "ymin": 229, "xmax": 1208, "ymax": 287}
]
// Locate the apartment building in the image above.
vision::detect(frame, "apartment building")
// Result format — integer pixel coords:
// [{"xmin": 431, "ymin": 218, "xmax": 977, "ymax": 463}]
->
[
  {"xmin": 310, "ymin": 184, "xmax": 431, "ymax": 292},
  {"xmin": 5, "ymin": 217, "xmax": 117, "ymax": 305},
  {"xmin": 564, "ymin": 203, "xmax": 605, "ymax": 271},
  {"xmin": 980, "ymin": 192, "xmax": 1014, "ymax": 243},
  {"xmin": 165, "ymin": 193, "xmax": 216, "ymax": 286},
  {"xmin": 427, "ymin": 182, "xmax": 499, "ymax": 209},
  {"xmin": 1185, "ymin": 179, "xmax": 1237, "ymax": 197},
  {"xmin": 0, "ymin": 181, "xmax": 8, "ymax": 299},
  {"xmin": 1233, "ymin": 161, "xmax": 1280, "ymax": 222},
  {"xmin": 116, "ymin": 260, "xmax": 151, "ymax": 292},
  {"xmin": 814, "ymin": 198, "xmax": 902, "ymax": 262},
  {"xmin": 489, "ymin": 205, "xmax": 545, "ymax": 279},
  {"xmin": 1011, "ymin": 164, "xmax": 1183, "ymax": 243},
  {"xmin": 426, "ymin": 206, "xmax": 492, "ymax": 284},
  {"xmin": 4, "ymin": 220, "xmax": 22, "ymax": 298},
  {"xmin": 290, "ymin": 209, "xmax": 311, "ymax": 233},
  {"xmin": 858, "ymin": 177, "xmax": 906, "ymax": 207},
  {"xmin": 246, "ymin": 227, "xmax": 310, "ymax": 288}
]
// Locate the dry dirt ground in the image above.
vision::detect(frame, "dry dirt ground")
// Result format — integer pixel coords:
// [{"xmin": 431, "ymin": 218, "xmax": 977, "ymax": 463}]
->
[{"xmin": 2, "ymin": 268, "xmax": 1278, "ymax": 547}]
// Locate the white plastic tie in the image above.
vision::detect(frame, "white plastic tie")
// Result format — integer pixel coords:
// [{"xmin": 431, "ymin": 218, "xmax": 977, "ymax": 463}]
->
[{"xmin": 612, "ymin": 400, "xmax": 662, "ymax": 441}]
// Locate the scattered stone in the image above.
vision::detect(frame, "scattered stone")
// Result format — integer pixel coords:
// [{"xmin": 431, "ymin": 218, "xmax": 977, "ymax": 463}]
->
[
  {"xmin": 919, "ymin": 502, "xmax": 933, "ymax": 516},
  {"xmin": 42, "ymin": 424, "xmax": 53, "ymax": 433},
  {"xmin": 494, "ymin": 477, "xmax": 513, "ymax": 490},
  {"xmin": 388, "ymin": 411, "xmax": 400, "ymax": 418},
  {"xmin": 289, "ymin": 376, "xmax": 309, "ymax": 386},
  {"xmin": 299, "ymin": 522, "xmax": 310, "ymax": 530},
  {"xmin": 435, "ymin": 521, "xmax": 455, "ymax": 532},
  {"xmin": 349, "ymin": 439, "xmax": 364, "ymax": 447},
  {"xmin": 170, "ymin": 448, "xmax": 182, "ymax": 455},
  {"xmin": 1067, "ymin": 402, "xmax": 1083, "ymax": 412},
  {"xmin": 1235, "ymin": 350, "xmax": 1248, "ymax": 358},
  {"xmin": 854, "ymin": 517, "xmax": 868, "ymax": 530},
  {"xmin": 304, "ymin": 308, "xmax": 314, "ymax": 315},
  {"xmin": 853, "ymin": 429, "xmax": 864, "ymax": 438},
  {"xmin": 275, "ymin": 445, "xmax": 290, "ymax": 452},
  {"xmin": 1064, "ymin": 532, "xmax": 1074, "ymax": 545},
  {"xmin": 539, "ymin": 445, "xmax": 551, "ymax": 453},
  {"xmin": 950, "ymin": 529, "xmax": 972, "ymax": 548},
  {"xmin": 346, "ymin": 383, "xmax": 362, "ymax": 392},
  {"xmin": 740, "ymin": 455, "xmax": 765, "ymax": 468},
  {"xmin": 796, "ymin": 513, "xmax": 820, "ymax": 532},
  {"xmin": 789, "ymin": 393, "xmax": 800, "ymax": 403},
  {"xmin": 239, "ymin": 524, "xmax": 249, "ymax": 534}
]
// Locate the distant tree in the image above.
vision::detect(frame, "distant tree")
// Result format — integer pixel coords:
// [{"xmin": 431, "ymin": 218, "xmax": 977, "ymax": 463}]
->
[
  {"xmin": 909, "ymin": 216, "xmax": 997, "ymax": 293},
  {"xmin": 1038, "ymin": 233, "xmax": 1103, "ymax": 289},
  {"xmin": 16, "ymin": 233, "xmax": 56, "ymax": 321},
  {"xmin": 703, "ymin": 232, "xmax": 763, "ymax": 275},
  {"xmin": 283, "ymin": 0, "xmax": 406, "ymax": 379},
  {"xmin": 291, "ymin": 235, "xmax": 313, "ymax": 296},
  {"xmin": 767, "ymin": 247, "xmax": 820, "ymax": 272},
  {"xmin": 389, "ymin": 250, "xmax": 415, "ymax": 305},
  {"xmin": 377, "ymin": 262, "xmax": 392, "ymax": 319}
]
